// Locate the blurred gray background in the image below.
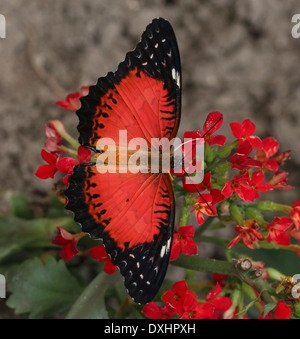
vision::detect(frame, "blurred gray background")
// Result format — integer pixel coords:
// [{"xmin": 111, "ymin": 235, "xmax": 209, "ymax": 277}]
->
[{"xmin": 0, "ymin": 0, "xmax": 299, "ymax": 202}]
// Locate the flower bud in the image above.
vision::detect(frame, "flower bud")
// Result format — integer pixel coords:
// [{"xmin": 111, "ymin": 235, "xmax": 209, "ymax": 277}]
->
[
  {"xmin": 245, "ymin": 207, "xmax": 264, "ymax": 224},
  {"xmin": 49, "ymin": 120, "xmax": 67, "ymax": 138},
  {"xmin": 229, "ymin": 205, "xmax": 244, "ymax": 225},
  {"xmin": 256, "ymin": 201, "xmax": 292, "ymax": 213}
]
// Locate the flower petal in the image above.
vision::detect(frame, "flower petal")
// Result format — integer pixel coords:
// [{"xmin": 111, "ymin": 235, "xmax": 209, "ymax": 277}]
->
[
  {"xmin": 274, "ymin": 301, "xmax": 291, "ymax": 319},
  {"xmin": 230, "ymin": 122, "xmax": 243, "ymax": 139},
  {"xmin": 78, "ymin": 145, "xmax": 92, "ymax": 163},
  {"xmin": 203, "ymin": 111, "xmax": 223, "ymax": 135},
  {"xmin": 57, "ymin": 157, "xmax": 79, "ymax": 174},
  {"xmin": 35, "ymin": 164, "xmax": 57, "ymax": 179}
]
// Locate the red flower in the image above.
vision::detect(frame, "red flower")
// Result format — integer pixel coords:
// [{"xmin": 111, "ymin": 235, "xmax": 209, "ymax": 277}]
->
[
  {"xmin": 269, "ymin": 171, "xmax": 294, "ymax": 190},
  {"xmin": 183, "ymin": 172, "xmax": 225, "ymax": 204},
  {"xmin": 89, "ymin": 245, "xmax": 117, "ymax": 274},
  {"xmin": 192, "ymin": 193, "xmax": 217, "ymax": 225},
  {"xmin": 255, "ymin": 137, "xmax": 280, "ymax": 171},
  {"xmin": 52, "ymin": 227, "xmax": 86, "ymax": 261},
  {"xmin": 185, "ymin": 112, "xmax": 226, "ymax": 147},
  {"xmin": 229, "ymin": 141, "xmax": 262, "ymax": 171},
  {"xmin": 250, "ymin": 169, "xmax": 273, "ymax": 199},
  {"xmin": 261, "ymin": 300, "xmax": 291, "ymax": 319},
  {"xmin": 228, "ymin": 219, "xmax": 265, "ymax": 249},
  {"xmin": 266, "ymin": 217, "xmax": 293, "ymax": 246},
  {"xmin": 180, "ymin": 291, "xmax": 214, "ymax": 319},
  {"xmin": 183, "ymin": 171, "xmax": 210, "ymax": 193},
  {"xmin": 181, "ymin": 283, "xmax": 232, "ymax": 319},
  {"xmin": 56, "ymin": 145, "xmax": 92, "ymax": 186},
  {"xmin": 229, "ymin": 119, "xmax": 262, "ymax": 149},
  {"xmin": 35, "ymin": 149, "xmax": 59, "ymax": 179},
  {"xmin": 221, "ymin": 172, "xmax": 256, "ymax": 202},
  {"xmin": 55, "ymin": 86, "xmax": 90, "ymax": 111},
  {"xmin": 213, "ymin": 274, "xmax": 228, "ymax": 288},
  {"xmin": 205, "ymin": 283, "xmax": 232, "ymax": 319},
  {"xmin": 162, "ymin": 280, "xmax": 189, "ymax": 316},
  {"xmin": 44, "ymin": 121, "xmax": 63, "ymax": 153},
  {"xmin": 142, "ymin": 302, "xmax": 177, "ymax": 319},
  {"xmin": 289, "ymin": 200, "xmax": 300, "ymax": 231},
  {"xmin": 170, "ymin": 225, "xmax": 198, "ymax": 261}
]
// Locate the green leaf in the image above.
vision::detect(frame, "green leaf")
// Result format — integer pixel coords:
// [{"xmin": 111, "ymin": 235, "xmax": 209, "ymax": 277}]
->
[
  {"xmin": 263, "ymin": 303, "xmax": 277, "ymax": 318},
  {"xmin": 213, "ymin": 161, "xmax": 232, "ymax": 175},
  {"xmin": 66, "ymin": 271, "xmax": 119, "ymax": 319},
  {"xmin": 0, "ymin": 215, "xmax": 74, "ymax": 262},
  {"xmin": 6, "ymin": 256, "xmax": 83, "ymax": 318}
]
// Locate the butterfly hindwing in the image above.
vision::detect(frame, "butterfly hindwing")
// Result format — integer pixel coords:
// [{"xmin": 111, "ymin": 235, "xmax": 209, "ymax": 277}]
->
[
  {"xmin": 65, "ymin": 164, "xmax": 175, "ymax": 304},
  {"xmin": 65, "ymin": 18, "xmax": 181, "ymax": 304}
]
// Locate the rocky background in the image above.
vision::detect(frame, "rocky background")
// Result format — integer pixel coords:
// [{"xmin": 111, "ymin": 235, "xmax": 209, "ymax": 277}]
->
[{"xmin": 0, "ymin": 0, "xmax": 300, "ymax": 317}]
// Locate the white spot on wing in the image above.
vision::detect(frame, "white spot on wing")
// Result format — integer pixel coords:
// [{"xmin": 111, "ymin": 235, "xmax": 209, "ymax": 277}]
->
[
  {"xmin": 160, "ymin": 245, "xmax": 166, "ymax": 258},
  {"xmin": 167, "ymin": 236, "xmax": 172, "ymax": 251},
  {"xmin": 172, "ymin": 68, "xmax": 180, "ymax": 88}
]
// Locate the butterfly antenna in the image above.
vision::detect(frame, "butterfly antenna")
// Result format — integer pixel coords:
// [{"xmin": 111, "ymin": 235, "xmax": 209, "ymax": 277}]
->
[{"xmin": 180, "ymin": 116, "xmax": 223, "ymax": 216}]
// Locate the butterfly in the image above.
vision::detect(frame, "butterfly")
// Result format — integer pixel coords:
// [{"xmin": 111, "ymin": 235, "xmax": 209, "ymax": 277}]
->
[{"xmin": 65, "ymin": 18, "xmax": 181, "ymax": 304}]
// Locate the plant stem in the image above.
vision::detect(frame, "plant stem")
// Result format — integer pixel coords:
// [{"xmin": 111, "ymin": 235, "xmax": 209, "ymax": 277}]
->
[
  {"xmin": 178, "ymin": 194, "xmax": 192, "ymax": 227},
  {"xmin": 172, "ymin": 254, "xmax": 237, "ymax": 275},
  {"xmin": 58, "ymin": 145, "xmax": 78, "ymax": 157}
]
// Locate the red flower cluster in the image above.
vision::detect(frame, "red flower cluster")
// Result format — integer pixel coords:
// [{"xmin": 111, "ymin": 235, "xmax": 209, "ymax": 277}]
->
[
  {"xmin": 174, "ymin": 115, "xmax": 296, "ymax": 254},
  {"xmin": 142, "ymin": 280, "xmax": 232, "ymax": 319}
]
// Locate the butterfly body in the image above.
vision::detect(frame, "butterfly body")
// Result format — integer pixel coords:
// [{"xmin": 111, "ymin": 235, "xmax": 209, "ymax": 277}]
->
[{"xmin": 65, "ymin": 18, "xmax": 181, "ymax": 304}]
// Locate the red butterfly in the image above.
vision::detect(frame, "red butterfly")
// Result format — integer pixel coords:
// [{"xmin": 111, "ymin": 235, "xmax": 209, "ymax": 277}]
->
[{"xmin": 65, "ymin": 18, "xmax": 181, "ymax": 304}]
